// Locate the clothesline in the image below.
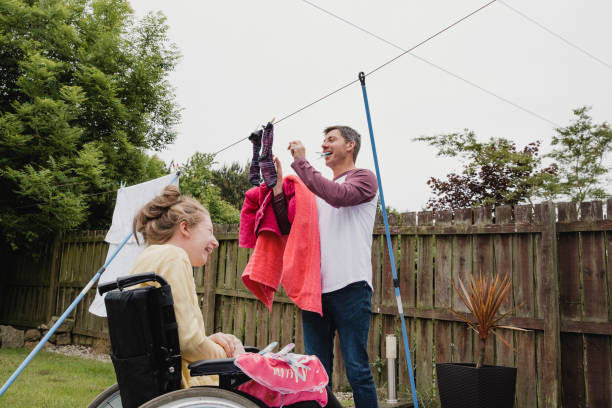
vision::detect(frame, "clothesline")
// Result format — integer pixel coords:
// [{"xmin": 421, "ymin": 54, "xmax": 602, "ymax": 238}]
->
[{"xmin": 212, "ymin": 0, "xmax": 497, "ymax": 157}]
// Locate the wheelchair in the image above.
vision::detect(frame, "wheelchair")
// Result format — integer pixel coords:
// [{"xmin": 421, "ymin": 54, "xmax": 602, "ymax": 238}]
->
[{"xmin": 87, "ymin": 273, "xmax": 332, "ymax": 408}]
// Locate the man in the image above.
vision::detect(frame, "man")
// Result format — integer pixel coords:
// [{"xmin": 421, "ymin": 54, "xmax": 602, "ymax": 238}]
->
[{"xmin": 273, "ymin": 126, "xmax": 379, "ymax": 408}]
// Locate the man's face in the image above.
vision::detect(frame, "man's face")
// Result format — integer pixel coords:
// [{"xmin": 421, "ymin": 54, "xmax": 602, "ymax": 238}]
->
[{"xmin": 321, "ymin": 129, "xmax": 354, "ymax": 168}]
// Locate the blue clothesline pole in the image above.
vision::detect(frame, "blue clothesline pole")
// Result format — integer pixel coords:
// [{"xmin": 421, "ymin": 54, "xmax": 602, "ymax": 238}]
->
[
  {"xmin": 358, "ymin": 72, "xmax": 420, "ymax": 408},
  {"xmin": 0, "ymin": 172, "xmax": 180, "ymax": 399}
]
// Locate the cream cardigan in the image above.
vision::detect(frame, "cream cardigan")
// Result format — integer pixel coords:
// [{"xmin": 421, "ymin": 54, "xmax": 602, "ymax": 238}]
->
[{"xmin": 129, "ymin": 244, "xmax": 226, "ymax": 388}]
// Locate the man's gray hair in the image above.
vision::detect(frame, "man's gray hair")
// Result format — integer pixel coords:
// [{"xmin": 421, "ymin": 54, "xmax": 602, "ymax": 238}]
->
[{"xmin": 323, "ymin": 126, "xmax": 361, "ymax": 162}]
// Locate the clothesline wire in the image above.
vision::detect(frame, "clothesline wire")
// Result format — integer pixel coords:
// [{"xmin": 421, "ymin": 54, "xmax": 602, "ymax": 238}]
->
[
  {"xmin": 212, "ymin": 0, "xmax": 497, "ymax": 156},
  {"xmin": 299, "ymin": 0, "xmax": 560, "ymax": 127},
  {"xmin": 498, "ymin": 0, "xmax": 612, "ymax": 73}
]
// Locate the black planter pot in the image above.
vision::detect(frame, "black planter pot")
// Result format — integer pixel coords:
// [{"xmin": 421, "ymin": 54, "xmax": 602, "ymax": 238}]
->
[{"xmin": 436, "ymin": 363, "xmax": 517, "ymax": 408}]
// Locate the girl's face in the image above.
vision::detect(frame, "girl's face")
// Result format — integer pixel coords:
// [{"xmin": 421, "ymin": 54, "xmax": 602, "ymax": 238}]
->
[{"xmin": 182, "ymin": 215, "xmax": 219, "ymax": 267}]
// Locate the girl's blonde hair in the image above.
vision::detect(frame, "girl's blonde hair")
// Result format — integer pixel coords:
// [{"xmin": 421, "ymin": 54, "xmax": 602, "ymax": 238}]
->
[{"xmin": 133, "ymin": 185, "xmax": 209, "ymax": 245}]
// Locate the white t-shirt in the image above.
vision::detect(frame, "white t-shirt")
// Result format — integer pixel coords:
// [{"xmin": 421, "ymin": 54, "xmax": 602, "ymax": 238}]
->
[
  {"xmin": 290, "ymin": 159, "xmax": 379, "ymax": 294},
  {"xmin": 317, "ymin": 175, "xmax": 378, "ymax": 293}
]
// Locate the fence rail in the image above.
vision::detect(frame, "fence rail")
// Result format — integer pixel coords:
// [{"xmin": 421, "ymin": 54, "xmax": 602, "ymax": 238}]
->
[{"xmin": 2, "ymin": 200, "xmax": 612, "ymax": 407}]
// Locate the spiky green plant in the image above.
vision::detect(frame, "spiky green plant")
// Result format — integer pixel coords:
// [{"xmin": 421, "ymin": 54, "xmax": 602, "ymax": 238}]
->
[{"xmin": 450, "ymin": 273, "xmax": 528, "ymax": 368}]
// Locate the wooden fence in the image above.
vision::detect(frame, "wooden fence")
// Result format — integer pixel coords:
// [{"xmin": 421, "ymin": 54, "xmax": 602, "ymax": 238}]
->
[{"xmin": 2, "ymin": 200, "xmax": 612, "ymax": 407}]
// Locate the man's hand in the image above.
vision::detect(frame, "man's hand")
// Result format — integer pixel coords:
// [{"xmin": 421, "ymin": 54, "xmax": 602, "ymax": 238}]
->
[
  {"xmin": 272, "ymin": 156, "xmax": 283, "ymax": 195},
  {"xmin": 288, "ymin": 140, "xmax": 306, "ymax": 160},
  {"xmin": 209, "ymin": 332, "xmax": 245, "ymax": 358}
]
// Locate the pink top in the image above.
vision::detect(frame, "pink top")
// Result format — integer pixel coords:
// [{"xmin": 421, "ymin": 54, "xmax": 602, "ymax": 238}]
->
[
  {"xmin": 240, "ymin": 176, "xmax": 322, "ymax": 314},
  {"xmin": 239, "ymin": 180, "xmax": 296, "ymax": 248}
]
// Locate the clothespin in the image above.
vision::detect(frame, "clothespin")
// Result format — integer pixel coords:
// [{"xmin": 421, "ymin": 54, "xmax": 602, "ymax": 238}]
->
[
  {"xmin": 259, "ymin": 341, "xmax": 278, "ymax": 355},
  {"xmin": 276, "ymin": 343, "xmax": 295, "ymax": 356}
]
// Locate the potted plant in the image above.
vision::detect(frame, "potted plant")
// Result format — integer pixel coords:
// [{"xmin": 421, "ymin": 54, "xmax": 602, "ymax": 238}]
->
[{"xmin": 436, "ymin": 273, "xmax": 527, "ymax": 408}]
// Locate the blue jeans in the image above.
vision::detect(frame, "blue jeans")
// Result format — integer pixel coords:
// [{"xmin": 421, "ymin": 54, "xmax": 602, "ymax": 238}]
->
[{"xmin": 302, "ymin": 281, "xmax": 378, "ymax": 408}]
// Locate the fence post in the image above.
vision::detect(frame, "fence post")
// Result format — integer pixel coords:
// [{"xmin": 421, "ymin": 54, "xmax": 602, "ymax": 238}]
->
[
  {"xmin": 46, "ymin": 233, "xmax": 62, "ymax": 322},
  {"xmin": 538, "ymin": 201, "xmax": 561, "ymax": 406}
]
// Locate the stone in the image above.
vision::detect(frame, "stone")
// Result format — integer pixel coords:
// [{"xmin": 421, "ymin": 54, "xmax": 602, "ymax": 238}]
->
[
  {"xmin": 0, "ymin": 325, "xmax": 24, "ymax": 349},
  {"xmin": 24, "ymin": 341, "xmax": 38, "ymax": 349},
  {"xmin": 24, "ymin": 339, "xmax": 54, "ymax": 350},
  {"xmin": 24, "ymin": 329, "xmax": 41, "ymax": 342},
  {"xmin": 55, "ymin": 333, "xmax": 71, "ymax": 346},
  {"xmin": 42, "ymin": 330, "xmax": 57, "ymax": 344},
  {"xmin": 46, "ymin": 316, "xmax": 75, "ymax": 333}
]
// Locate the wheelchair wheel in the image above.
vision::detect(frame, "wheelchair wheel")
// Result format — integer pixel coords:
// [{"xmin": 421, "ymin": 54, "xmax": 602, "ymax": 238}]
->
[
  {"xmin": 87, "ymin": 383, "xmax": 123, "ymax": 407},
  {"xmin": 140, "ymin": 387, "xmax": 260, "ymax": 408}
]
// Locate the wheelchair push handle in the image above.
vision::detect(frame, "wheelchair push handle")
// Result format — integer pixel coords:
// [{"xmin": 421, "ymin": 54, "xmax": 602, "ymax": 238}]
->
[{"xmin": 98, "ymin": 273, "xmax": 169, "ymax": 295}]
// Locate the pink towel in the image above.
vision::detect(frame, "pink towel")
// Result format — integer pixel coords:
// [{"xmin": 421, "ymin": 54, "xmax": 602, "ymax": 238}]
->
[{"xmin": 240, "ymin": 175, "xmax": 322, "ymax": 315}]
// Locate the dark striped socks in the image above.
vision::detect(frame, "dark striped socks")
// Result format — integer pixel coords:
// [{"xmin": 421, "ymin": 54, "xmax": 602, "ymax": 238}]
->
[
  {"xmin": 248, "ymin": 129, "xmax": 263, "ymax": 186},
  {"xmin": 248, "ymin": 122, "xmax": 277, "ymax": 188},
  {"xmin": 259, "ymin": 122, "xmax": 277, "ymax": 188}
]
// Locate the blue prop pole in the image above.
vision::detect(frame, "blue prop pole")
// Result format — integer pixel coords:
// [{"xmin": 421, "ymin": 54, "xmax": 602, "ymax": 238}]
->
[
  {"xmin": 0, "ymin": 172, "xmax": 180, "ymax": 399},
  {"xmin": 358, "ymin": 72, "xmax": 419, "ymax": 408}
]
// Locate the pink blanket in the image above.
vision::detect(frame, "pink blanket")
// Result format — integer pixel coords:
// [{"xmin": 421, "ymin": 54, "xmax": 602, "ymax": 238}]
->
[{"xmin": 235, "ymin": 352, "xmax": 328, "ymax": 407}]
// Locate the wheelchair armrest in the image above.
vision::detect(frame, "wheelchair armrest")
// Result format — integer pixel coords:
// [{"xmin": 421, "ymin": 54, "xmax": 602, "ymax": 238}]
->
[
  {"xmin": 188, "ymin": 358, "xmax": 242, "ymax": 377},
  {"xmin": 188, "ymin": 346, "xmax": 257, "ymax": 377}
]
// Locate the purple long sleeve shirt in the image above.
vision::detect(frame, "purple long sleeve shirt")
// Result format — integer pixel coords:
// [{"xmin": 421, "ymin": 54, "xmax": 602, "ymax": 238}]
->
[
  {"xmin": 272, "ymin": 158, "xmax": 378, "ymax": 232},
  {"xmin": 290, "ymin": 158, "xmax": 378, "ymax": 207}
]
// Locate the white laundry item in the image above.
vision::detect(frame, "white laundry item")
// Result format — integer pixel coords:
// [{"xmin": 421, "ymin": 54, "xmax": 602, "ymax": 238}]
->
[
  {"xmin": 105, "ymin": 172, "xmax": 180, "ymax": 245},
  {"xmin": 88, "ymin": 173, "xmax": 180, "ymax": 317}
]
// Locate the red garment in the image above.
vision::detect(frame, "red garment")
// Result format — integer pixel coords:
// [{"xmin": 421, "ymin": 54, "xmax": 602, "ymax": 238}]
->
[
  {"xmin": 239, "ymin": 176, "xmax": 322, "ymax": 315},
  {"xmin": 239, "ymin": 179, "xmax": 296, "ymax": 249}
]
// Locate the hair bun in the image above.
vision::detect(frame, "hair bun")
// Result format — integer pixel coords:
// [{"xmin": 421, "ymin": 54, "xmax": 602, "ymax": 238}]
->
[
  {"xmin": 144, "ymin": 185, "xmax": 181, "ymax": 219},
  {"xmin": 160, "ymin": 185, "xmax": 180, "ymax": 205},
  {"xmin": 133, "ymin": 184, "xmax": 207, "ymax": 246}
]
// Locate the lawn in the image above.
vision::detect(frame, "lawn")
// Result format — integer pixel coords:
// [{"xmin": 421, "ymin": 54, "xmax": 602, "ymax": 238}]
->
[
  {"xmin": 0, "ymin": 348, "xmax": 116, "ymax": 408},
  {"xmin": 0, "ymin": 348, "xmax": 358, "ymax": 407}
]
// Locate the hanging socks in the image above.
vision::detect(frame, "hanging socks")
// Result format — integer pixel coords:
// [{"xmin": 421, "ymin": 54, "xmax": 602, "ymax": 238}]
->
[
  {"xmin": 248, "ymin": 129, "xmax": 263, "ymax": 186},
  {"xmin": 259, "ymin": 122, "xmax": 277, "ymax": 188}
]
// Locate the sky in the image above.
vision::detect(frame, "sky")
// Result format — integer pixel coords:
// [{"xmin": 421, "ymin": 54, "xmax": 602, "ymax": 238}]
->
[{"xmin": 128, "ymin": 0, "xmax": 612, "ymax": 212}]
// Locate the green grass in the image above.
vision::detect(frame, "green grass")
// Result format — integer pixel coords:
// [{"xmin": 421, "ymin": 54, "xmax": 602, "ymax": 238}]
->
[
  {"xmin": 338, "ymin": 397, "xmax": 354, "ymax": 407},
  {"xmin": 0, "ymin": 348, "xmax": 116, "ymax": 408},
  {"xmin": 0, "ymin": 348, "xmax": 362, "ymax": 407}
]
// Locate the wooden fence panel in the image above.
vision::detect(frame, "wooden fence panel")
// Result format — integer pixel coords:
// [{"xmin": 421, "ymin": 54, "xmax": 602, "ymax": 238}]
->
[
  {"xmin": 580, "ymin": 202, "xmax": 612, "ymax": 407},
  {"xmin": 3, "ymin": 201, "xmax": 612, "ymax": 406},
  {"xmin": 493, "ymin": 205, "xmax": 515, "ymax": 368},
  {"xmin": 451, "ymin": 208, "xmax": 474, "ymax": 369},
  {"xmin": 513, "ymin": 204, "xmax": 538, "ymax": 408},
  {"xmin": 256, "ymin": 302, "xmax": 270, "ymax": 350},
  {"xmin": 398, "ymin": 212, "xmax": 416, "ymax": 394},
  {"xmin": 434, "ymin": 211, "xmax": 452, "ymax": 365},
  {"xmin": 415, "ymin": 211, "xmax": 434, "ymax": 397}
]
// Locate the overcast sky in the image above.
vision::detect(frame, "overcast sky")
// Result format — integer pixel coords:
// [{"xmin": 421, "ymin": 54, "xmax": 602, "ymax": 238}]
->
[{"xmin": 128, "ymin": 0, "xmax": 612, "ymax": 212}]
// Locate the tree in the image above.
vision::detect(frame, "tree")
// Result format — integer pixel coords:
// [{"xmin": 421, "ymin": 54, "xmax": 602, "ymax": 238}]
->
[
  {"xmin": 179, "ymin": 153, "xmax": 241, "ymax": 224},
  {"xmin": 210, "ymin": 161, "xmax": 251, "ymax": 209},
  {"xmin": 546, "ymin": 106, "xmax": 612, "ymax": 202},
  {"xmin": 415, "ymin": 131, "xmax": 557, "ymax": 211},
  {"xmin": 0, "ymin": 0, "xmax": 180, "ymax": 249}
]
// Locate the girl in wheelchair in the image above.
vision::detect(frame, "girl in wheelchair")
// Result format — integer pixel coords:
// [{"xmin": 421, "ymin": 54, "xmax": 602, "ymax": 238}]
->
[
  {"xmin": 132, "ymin": 185, "xmax": 245, "ymax": 388},
  {"xmin": 120, "ymin": 185, "xmax": 342, "ymax": 407}
]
